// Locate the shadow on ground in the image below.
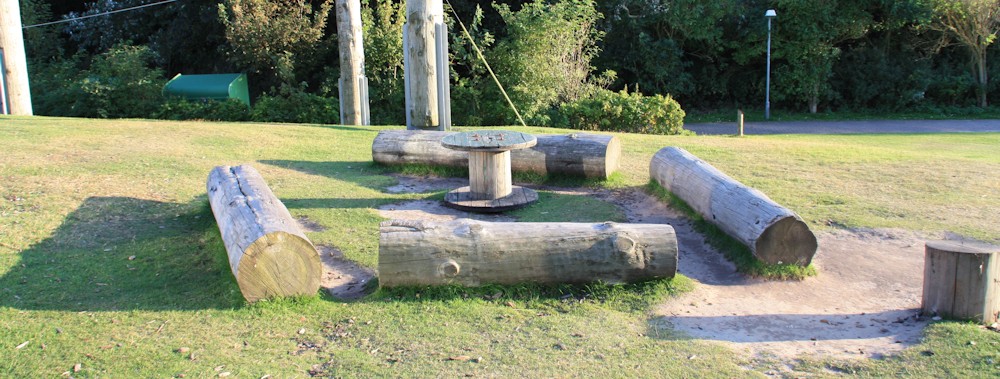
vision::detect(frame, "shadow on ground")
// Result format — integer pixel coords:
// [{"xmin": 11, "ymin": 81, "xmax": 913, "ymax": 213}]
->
[
  {"xmin": 0, "ymin": 196, "xmax": 244, "ymax": 311},
  {"xmin": 259, "ymin": 159, "xmax": 396, "ymax": 192}
]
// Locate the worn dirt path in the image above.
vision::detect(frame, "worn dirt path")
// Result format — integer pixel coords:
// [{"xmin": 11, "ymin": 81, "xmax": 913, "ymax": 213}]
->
[{"xmin": 372, "ymin": 175, "xmax": 934, "ymax": 361}]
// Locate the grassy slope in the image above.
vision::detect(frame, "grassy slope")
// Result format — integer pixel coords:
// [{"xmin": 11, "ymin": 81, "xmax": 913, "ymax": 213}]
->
[{"xmin": 0, "ymin": 116, "xmax": 998, "ymax": 377}]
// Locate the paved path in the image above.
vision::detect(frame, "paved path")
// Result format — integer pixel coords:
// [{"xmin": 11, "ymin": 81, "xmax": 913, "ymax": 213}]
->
[{"xmin": 685, "ymin": 119, "xmax": 1000, "ymax": 135}]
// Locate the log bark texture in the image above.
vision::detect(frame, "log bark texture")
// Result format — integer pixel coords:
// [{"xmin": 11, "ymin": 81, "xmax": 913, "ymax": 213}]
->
[
  {"xmin": 371, "ymin": 130, "xmax": 621, "ymax": 179},
  {"xmin": 650, "ymin": 146, "xmax": 817, "ymax": 266},
  {"xmin": 922, "ymin": 241, "xmax": 999, "ymax": 324},
  {"xmin": 403, "ymin": 0, "xmax": 439, "ymax": 129},
  {"xmin": 335, "ymin": 0, "xmax": 365, "ymax": 125},
  {"xmin": 0, "ymin": 0, "xmax": 32, "ymax": 115},
  {"xmin": 378, "ymin": 219, "xmax": 677, "ymax": 287},
  {"xmin": 207, "ymin": 165, "xmax": 321, "ymax": 302}
]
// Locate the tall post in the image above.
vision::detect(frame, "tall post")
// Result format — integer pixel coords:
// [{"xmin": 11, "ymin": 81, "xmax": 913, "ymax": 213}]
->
[
  {"xmin": 0, "ymin": 0, "xmax": 32, "ymax": 115},
  {"xmin": 764, "ymin": 9, "xmax": 776, "ymax": 121},
  {"xmin": 336, "ymin": 0, "xmax": 369, "ymax": 125},
  {"xmin": 403, "ymin": 0, "xmax": 450, "ymax": 130}
]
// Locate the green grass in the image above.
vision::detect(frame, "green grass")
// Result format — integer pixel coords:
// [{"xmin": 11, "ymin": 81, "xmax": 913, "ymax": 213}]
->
[
  {"xmin": 1, "ymin": 115, "xmax": 999, "ymax": 377},
  {"xmin": 685, "ymin": 106, "xmax": 1000, "ymax": 124}
]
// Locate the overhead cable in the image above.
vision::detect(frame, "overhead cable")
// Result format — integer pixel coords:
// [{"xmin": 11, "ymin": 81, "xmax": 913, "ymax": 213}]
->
[{"xmin": 22, "ymin": 0, "xmax": 178, "ymax": 29}]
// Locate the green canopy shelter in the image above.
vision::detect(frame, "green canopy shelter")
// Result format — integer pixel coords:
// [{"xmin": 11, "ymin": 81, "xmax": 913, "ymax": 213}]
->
[{"xmin": 163, "ymin": 73, "xmax": 250, "ymax": 106}]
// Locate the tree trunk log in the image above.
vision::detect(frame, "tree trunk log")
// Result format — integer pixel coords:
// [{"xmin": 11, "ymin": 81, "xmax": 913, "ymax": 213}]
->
[
  {"xmin": 922, "ymin": 241, "xmax": 1000, "ymax": 324},
  {"xmin": 650, "ymin": 147, "xmax": 817, "ymax": 266},
  {"xmin": 207, "ymin": 165, "xmax": 321, "ymax": 302},
  {"xmin": 371, "ymin": 130, "xmax": 621, "ymax": 179},
  {"xmin": 336, "ymin": 0, "xmax": 365, "ymax": 125},
  {"xmin": 378, "ymin": 219, "xmax": 677, "ymax": 287},
  {"xmin": 0, "ymin": 0, "xmax": 33, "ymax": 115},
  {"xmin": 403, "ymin": 0, "xmax": 440, "ymax": 129}
]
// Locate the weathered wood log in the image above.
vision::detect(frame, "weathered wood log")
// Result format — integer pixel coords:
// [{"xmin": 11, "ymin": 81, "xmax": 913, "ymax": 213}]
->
[
  {"xmin": 335, "ymin": 0, "xmax": 367, "ymax": 125},
  {"xmin": 207, "ymin": 165, "xmax": 321, "ymax": 302},
  {"xmin": 649, "ymin": 147, "xmax": 817, "ymax": 266},
  {"xmin": 371, "ymin": 130, "xmax": 621, "ymax": 179},
  {"xmin": 378, "ymin": 219, "xmax": 677, "ymax": 287},
  {"xmin": 922, "ymin": 241, "xmax": 999, "ymax": 324},
  {"xmin": 403, "ymin": 0, "xmax": 440, "ymax": 129},
  {"xmin": 0, "ymin": 0, "xmax": 33, "ymax": 115}
]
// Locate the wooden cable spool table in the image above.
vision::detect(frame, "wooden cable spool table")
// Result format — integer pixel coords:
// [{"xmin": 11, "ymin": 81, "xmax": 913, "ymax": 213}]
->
[{"xmin": 441, "ymin": 130, "xmax": 539, "ymax": 212}]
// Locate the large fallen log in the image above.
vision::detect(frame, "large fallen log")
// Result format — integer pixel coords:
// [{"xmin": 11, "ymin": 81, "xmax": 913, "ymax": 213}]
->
[
  {"xmin": 207, "ymin": 165, "xmax": 321, "ymax": 302},
  {"xmin": 371, "ymin": 130, "xmax": 621, "ymax": 179},
  {"xmin": 649, "ymin": 147, "xmax": 817, "ymax": 266},
  {"xmin": 378, "ymin": 219, "xmax": 677, "ymax": 287}
]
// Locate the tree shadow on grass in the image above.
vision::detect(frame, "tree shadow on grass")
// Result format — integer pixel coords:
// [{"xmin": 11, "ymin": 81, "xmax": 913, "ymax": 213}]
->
[
  {"xmin": 0, "ymin": 196, "xmax": 244, "ymax": 311},
  {"xmin": 259, "ymin": 159, "xmax": 396, "ymax": 193}
]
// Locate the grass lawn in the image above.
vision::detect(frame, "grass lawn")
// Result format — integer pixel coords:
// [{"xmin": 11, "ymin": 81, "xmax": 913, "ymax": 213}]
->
[{"xmin": 0, "ymin": 116, "xmax": 998, "ymax": 377}]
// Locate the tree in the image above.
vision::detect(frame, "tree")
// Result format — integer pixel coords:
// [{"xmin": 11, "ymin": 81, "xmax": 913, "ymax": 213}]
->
[
  {"xmin": 773, "ymin": 0, "xmax": 873, "ymax": 113},
  {"xmin": 218, "ymin": 0, "xmax": 332, "ymax": 91},
  {"xmin": 491, "ymin": 0, "xmax": 605, "ymax": 125},
  {"xmin": 927, "ymin": 0, "xmax": 1000, "ymax": 107},
  {"xmin": 596, "ymin": 0, "xmax": 745, "ymax": 103},
  {"xmin": 360, "ymin": 0, "xmax": 407, "ymax": 124}
]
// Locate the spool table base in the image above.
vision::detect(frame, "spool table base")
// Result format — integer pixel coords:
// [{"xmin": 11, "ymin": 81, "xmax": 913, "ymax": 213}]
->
[{"xmin": 443, "ymin": 186, "xmax": 538, "ymax": 213}]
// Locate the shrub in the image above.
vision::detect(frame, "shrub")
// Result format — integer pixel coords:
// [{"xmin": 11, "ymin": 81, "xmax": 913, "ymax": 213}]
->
[
  {"xmin": 560, "ymin": 89, "xmax": 687, "ymax": 135},
  {"xmin": 250, "ymin": 90, "xmax": 339, "ymax": 124},
  {"xmin": 154, "ymin": 99, "xmax": 251, "ymax": 121},
  {"xmin": 31, "ymin": 44, "xmax": 165, "ymax": 118},
  {"xmin": 77, "ymin": 44, "xmax": 165, "ymax": 118}
]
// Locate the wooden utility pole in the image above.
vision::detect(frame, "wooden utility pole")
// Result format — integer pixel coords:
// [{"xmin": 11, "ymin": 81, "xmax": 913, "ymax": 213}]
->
[
  {"xmin": 403, "ymin": 0, "xmax": 450, "ymax": 130},
  {"xmin": 0, "ymin": 0, "xmax": 32, "ymax": 115},
  {"xmin": 336, "ymin": 0, "xmax": 369, "ymax": 125}
]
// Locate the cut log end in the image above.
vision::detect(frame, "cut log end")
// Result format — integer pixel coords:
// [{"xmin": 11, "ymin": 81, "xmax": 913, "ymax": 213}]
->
[
  {"xmin": 603, "ymin": 136, "xmax": 622, "ymax": 179},
  {"xmin": 237, "ymin": 232, "xmax": 322, "ymax": 303},
  {"xmin": 755, "ymin": 216, "xmax": 818, "ymax": 266}
]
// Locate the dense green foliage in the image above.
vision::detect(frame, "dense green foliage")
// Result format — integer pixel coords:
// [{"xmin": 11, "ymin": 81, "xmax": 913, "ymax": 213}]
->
[
  {"xmin": 17, "ymin": 0, "xmax": 1000, "ymax": 123},
  {"xmin": 560, "ymin": 89, "xmax": 686, "ymax": 134},
  {"xmin": 154, "ymin": 99, "xmax": 253, "ymax": 122}
]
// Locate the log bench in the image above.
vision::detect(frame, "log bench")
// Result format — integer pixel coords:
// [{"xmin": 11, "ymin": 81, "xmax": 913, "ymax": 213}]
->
[
  {"xmin": 378, "ymin": 219, "xmax": 678, "ymax": 287},
  {"xmin": 650, "ymin": 146, "xmax": 817, "ymax": 266},
  {"xmin": 207, "ymin": 165, "xmax": 321, "ymax": 302},
  {"xmin": 371, "ymin": 130, "xmax": 621, "ymax": 179}
]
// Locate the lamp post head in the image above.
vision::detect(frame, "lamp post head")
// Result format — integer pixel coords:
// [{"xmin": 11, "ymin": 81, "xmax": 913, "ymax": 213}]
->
[{"xmin": 765, "ymin": 9, "xmax": 777, "ymax": 18}]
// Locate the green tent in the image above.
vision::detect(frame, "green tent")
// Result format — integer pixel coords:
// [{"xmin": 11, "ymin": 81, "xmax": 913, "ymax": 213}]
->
[{"xmin": 163, "ymin": 73, "xmax": 250, "ymax": 106}]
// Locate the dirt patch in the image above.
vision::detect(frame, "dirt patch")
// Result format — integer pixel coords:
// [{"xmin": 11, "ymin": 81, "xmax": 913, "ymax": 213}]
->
[
  {"xmin": 317, "ymin": 245, "xmax": 375, "ymax": 300},
  {"xmin": 296, "ymin": 216, "xmax": 374, "ymax": 300},
  {"xmin": 384, "ymin": 173, "xmax": 467, "ymax": 194},
  {"xmin": 374, "ymin": 175, "xmax": 936, "ymax": 361},
  {"xmin": 652, "ymin": 227, "xmax": 930, "ymax": 361},
  {"xmin": 378, "ymin": 200, "xmax": 516, "ymax": 222}
]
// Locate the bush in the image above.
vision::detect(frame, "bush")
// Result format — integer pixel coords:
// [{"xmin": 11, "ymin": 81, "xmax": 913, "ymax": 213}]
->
[
  {"xmin": 154, "ymin": 99, "xmax": 251, "ymax": 121},
  {"xmin": 31, "ymin": 44, "xmax": 165, "ymax": 118},
  {"xmin": 560, "ymin": 89, "xmax": 687, "ymax": 135},
  {"xmin": 250, "ymin": 90, "xmax": 339, "ymax": 124}
]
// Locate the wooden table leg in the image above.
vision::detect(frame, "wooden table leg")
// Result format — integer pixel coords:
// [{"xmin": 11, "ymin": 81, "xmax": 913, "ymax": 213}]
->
[{"xmin": 469, "ymin": 150, "xmax": 512, "ymax": 199}]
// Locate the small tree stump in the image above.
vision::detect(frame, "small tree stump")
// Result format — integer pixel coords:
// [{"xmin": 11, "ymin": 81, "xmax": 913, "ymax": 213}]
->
[{"xmin": 922, "ymin": 241, "xmax": 1000, "ymax": 324}]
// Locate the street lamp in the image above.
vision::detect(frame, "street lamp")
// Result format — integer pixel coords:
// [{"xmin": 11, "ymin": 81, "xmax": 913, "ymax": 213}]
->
[{"xmin": 765, "ymin": 9, "xmax": 776, "ymax": 120}]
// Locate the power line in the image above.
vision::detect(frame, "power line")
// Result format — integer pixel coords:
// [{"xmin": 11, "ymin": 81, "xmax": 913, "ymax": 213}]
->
[{"xmin": 22, "ymin": 0, "xmax": 178, "ymax": 29}]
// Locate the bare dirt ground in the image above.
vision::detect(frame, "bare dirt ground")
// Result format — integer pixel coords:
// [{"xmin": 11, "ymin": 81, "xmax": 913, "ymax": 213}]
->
[
  {"xmin": 334, "ymin": 174, "xmax": 938, "ymax": 362},
  {"xmin": 297, "ymin": 217, "xmax": 375, "ymax": 300}
]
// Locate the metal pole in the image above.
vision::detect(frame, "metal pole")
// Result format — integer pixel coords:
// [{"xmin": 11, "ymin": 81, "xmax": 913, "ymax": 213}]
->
[{"xmin": 765, "ymin": 17, "xmax": 772, "ymax": 121}]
